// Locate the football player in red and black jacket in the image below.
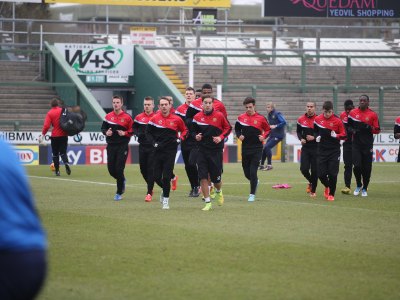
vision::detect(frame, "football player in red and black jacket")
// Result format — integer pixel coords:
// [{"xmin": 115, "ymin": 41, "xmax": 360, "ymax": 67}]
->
[
  {"xmin": 339, "ymin": 99, "xmax": 355, "ymax": 194},
  {"xmin": 193, "ymin": 94, "xmax": 232, "ymax": 210},
  {"xmin": 175, "ymin": 87, "xmax": 200, "ymax": 197},
  {"xmin": 101, "ymin": 95, "xmax": 134, "ymax": 201},
  {"xmin": 347, "ymin": 95, "xmax": 381, "ymax": 196},
  {"xmin": 235, "ymin": 97, "xmax": 270, "ymax": 202},
  {"xmin": 314, "ymin": 101, "xmax": 346, "ymax": 201},
  {"xmin": 133, "ymin": 96, "xmax": 156, "ymax": 202},
  {"xmin": 296, "ymin": 101, "xmax": 318, "ymax": 197},
  {"xmin": 185, "ymin": 84, "xmax": 228, "ymax": 200},
  {"xmin": 394, "ymin": 116, "xmax": 400, "ymax": 163},
  {"xmin": 185, "ymin": 83, "xmax": 228, "ymax": 126},
  {"xmin": 41, "ymin": 98, "xmax": 70, "ymax": 176},
  {"xmin": 146, "ymin": 97, "xmax": 188, "ymax": 209},
  {"xmin": 156, "ymin": 95, "xmax": 178, "ymax": 190}
]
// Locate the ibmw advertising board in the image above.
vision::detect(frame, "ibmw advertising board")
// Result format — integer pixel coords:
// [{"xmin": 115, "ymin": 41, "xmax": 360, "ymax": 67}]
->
[{"xmin": 2, "ymin": 132, "xmax": 397, "ymax": 163}]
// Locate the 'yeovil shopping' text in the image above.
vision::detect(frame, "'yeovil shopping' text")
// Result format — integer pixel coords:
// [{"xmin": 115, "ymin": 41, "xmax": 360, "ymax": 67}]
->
[{"xmin": 329, "ymin": 9, "xmax": 395, "ymax": 17}]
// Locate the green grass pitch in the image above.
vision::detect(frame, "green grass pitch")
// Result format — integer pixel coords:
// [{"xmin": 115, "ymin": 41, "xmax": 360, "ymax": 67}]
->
[{"xmin": 27, "ymin": 162, "xmax": 400, "ymax": 300}]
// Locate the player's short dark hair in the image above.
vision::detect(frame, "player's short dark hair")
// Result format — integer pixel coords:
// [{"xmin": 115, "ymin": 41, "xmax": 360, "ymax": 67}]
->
[
  {"xmin": 202, "ymin": 83, "xmax": 213, "ymax": 91},
  {"xmin": 322, "ymin": 101, "xmax": 333, "ymax": 111},
  {"xmin": 159, "ymin": 96, "xmax": 170, "ymax": 103},
  {"xmin": 50, "ymin": 98, "xmax": 60, "ymax": 107},
  {"xmin": 144, "ymin": 96, "xmax": 154, "ymax": 102},
  {"xmin": 344, "ymin": 99, "xmax": 354, "ymax": 109},
  {"xmin": 202, "ymin": 94, "xmax": 213, "ymax": 102},
  {"xmin": 243, "ymin": 97, "xmax": 255, "ymax": 106},
  {"xmin": 186, "ymin": 87, "xmax": 195, "ymax": 93},
  {"xmin": 359, "ymin": 94, "xmax": 369, "ymax": 101},
  {"xmin": 113, "ymin": 95, "xmax": 123, "ymax": 104}
]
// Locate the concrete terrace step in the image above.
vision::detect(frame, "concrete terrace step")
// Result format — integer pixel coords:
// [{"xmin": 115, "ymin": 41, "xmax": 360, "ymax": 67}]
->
[
  {"xmin": 0, "ymin": 106, "xmax": 49, "ymax": 112},
  {"xmin": 0, "ymin": 63, "xmax": 39, "ymax": 70},
  {"xmin": 0, "ymin": 61, "xmax": 61, "ymax": 129},
  {"xmin": 0, "ymin": 88, "xmax": 56, "ymax": 94},
  {"xmin": 0, "ymin": 76, "xmax": 42, "ymax": 81},
  {"xmin": 0, "ymin": 114, "xmax": 44, "ymax": 120},
  {"xmin": 0, "ymin": 95, "xmax": 54, "ymax": 101}
]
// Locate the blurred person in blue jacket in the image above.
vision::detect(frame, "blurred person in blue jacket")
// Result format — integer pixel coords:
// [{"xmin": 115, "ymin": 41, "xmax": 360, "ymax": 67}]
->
[
  {"xmin": 260, "ymin": 102, "xmax": 287, "ymax": 171},
  {"xmin": 0, "ymin": 139, "xmax": 47, "ymax": 300}
]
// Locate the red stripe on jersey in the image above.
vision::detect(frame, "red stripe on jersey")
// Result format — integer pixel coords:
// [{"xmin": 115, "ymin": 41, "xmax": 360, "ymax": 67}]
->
[
  {"xmin": 134, "ymin": 112, "xmax": 154, "ymax": 125},
  {"xmin": 340, "ymin": 111, "xmax": 349, "ymax": 123},
  {"xmin": 237, "ymin": 112, "xmax": 270, "ymax": 138},
  {"xmin": 297, "ymin": 113, "xmax": 316, "ymax": 129},
  {"xmin": 190, "ymin": 98, "xmax": 227, "ymax": 118},
  {"xmin": 149, "ymin": 113, "xmax": 187, "ymax": 139},
  {"xmin": 175, "ymin": 103, "xmax": 189, "ymax": 117}
]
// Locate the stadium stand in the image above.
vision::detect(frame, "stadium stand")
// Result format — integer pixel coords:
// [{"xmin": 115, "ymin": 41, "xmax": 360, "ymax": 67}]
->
[
  {"xmin": 145, "ymin": 36, "xmax": 186, "ymax": 65},
  {"xmin": 138, "ymin": 36, "xmax": 399, "ymax": 129},
  {"xmin": 1, "ymin": 33, "xmax": 398, "ymax": 131},
  {"xmin": 0, "ymin": 61, "xmax": 58, "ymax": 131},
  {"xmin": 302, "ymin": 38, "xmax": 400, "ymax": 67},
  {"xmin": 184, "ymin": 37, "xmax": 262, "ymax": 65}
]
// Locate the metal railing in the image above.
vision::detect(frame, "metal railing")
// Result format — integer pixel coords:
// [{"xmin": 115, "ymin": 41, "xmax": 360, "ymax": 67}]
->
[
  {"xmin": 1, "ymin": 38, "xmax": 399, "ymax": 130},
  {"xmin": 191, "ymin": 53, "xmax": 400, "ymax": 91}
]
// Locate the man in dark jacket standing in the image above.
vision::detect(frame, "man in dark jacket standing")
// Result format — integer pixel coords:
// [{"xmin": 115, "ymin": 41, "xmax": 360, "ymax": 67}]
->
[{"xmin": 260, "ymin": 102, "xmax": 286, "ymax": 171}]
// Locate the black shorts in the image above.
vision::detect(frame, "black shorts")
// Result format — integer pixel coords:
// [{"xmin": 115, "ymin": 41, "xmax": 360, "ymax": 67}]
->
[{"xmin": 197, "ymin": 149, "xmax": 223, "ymax": 183}]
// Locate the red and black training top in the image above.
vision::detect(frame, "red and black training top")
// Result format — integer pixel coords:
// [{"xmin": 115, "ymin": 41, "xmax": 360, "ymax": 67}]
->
[
  {"xmin": 186, "ymin": 97, "xmax": 228, "ymax": 120},
  {"xmin": 101, "ymin": 110, "xmax": 134, "ymax": 144},
  {"xmin": 395, "ymin": 116, "xmax": 400, "ymax": 136},
  {"xmin": 235, "ymin": 112, "xmax": 270, "ymax": 151},
  {"xmin": 146, "ymin": 112, "xmax": 188, "ymax": 151},
  {"xmin": 314, "ymin": 113, "xmax": 346, "ymax": 152},
  {"xmin": 348, "ymin": 107, "xmax": 380, "ymax": 146},
  {"xmin": 340, "ymin": 110, "xmax": 353, "ymax": 145},
  {"xmin": 42, "ymin": 106, "xmax": 68, "ymax": 137},
  {"xmin": 175, "ymin": 103, "xmax": 197, "ymax": 150},
  {"xmin": 297, "ymin": 113, "xmax": 317, "ymax": 149},
  {"xmin": 133, "ymin": 111, "xmax": 155, "ymax": 147},
  {"xmin": 193, "ymin": 109, "xmax": 232, "ymax": 151}
]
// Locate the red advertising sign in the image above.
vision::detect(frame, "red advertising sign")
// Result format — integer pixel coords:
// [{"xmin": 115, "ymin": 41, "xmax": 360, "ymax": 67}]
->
[{"xmin": 85, "ymin": 146, "xmax": 132, "ymax": 165}]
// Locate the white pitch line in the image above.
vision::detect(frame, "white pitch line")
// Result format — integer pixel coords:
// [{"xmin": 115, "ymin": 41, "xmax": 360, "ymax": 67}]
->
[
  {"xmin": 29, "ymin": 175, "xmax": 145, "ymax": 187},
  {"xmin": 29, "ymin": 175, "xmax": 399, "ymax": 187},
  {"xmin": 29, "ymin": 176, "xmax": 400, "ymax": 214}
]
